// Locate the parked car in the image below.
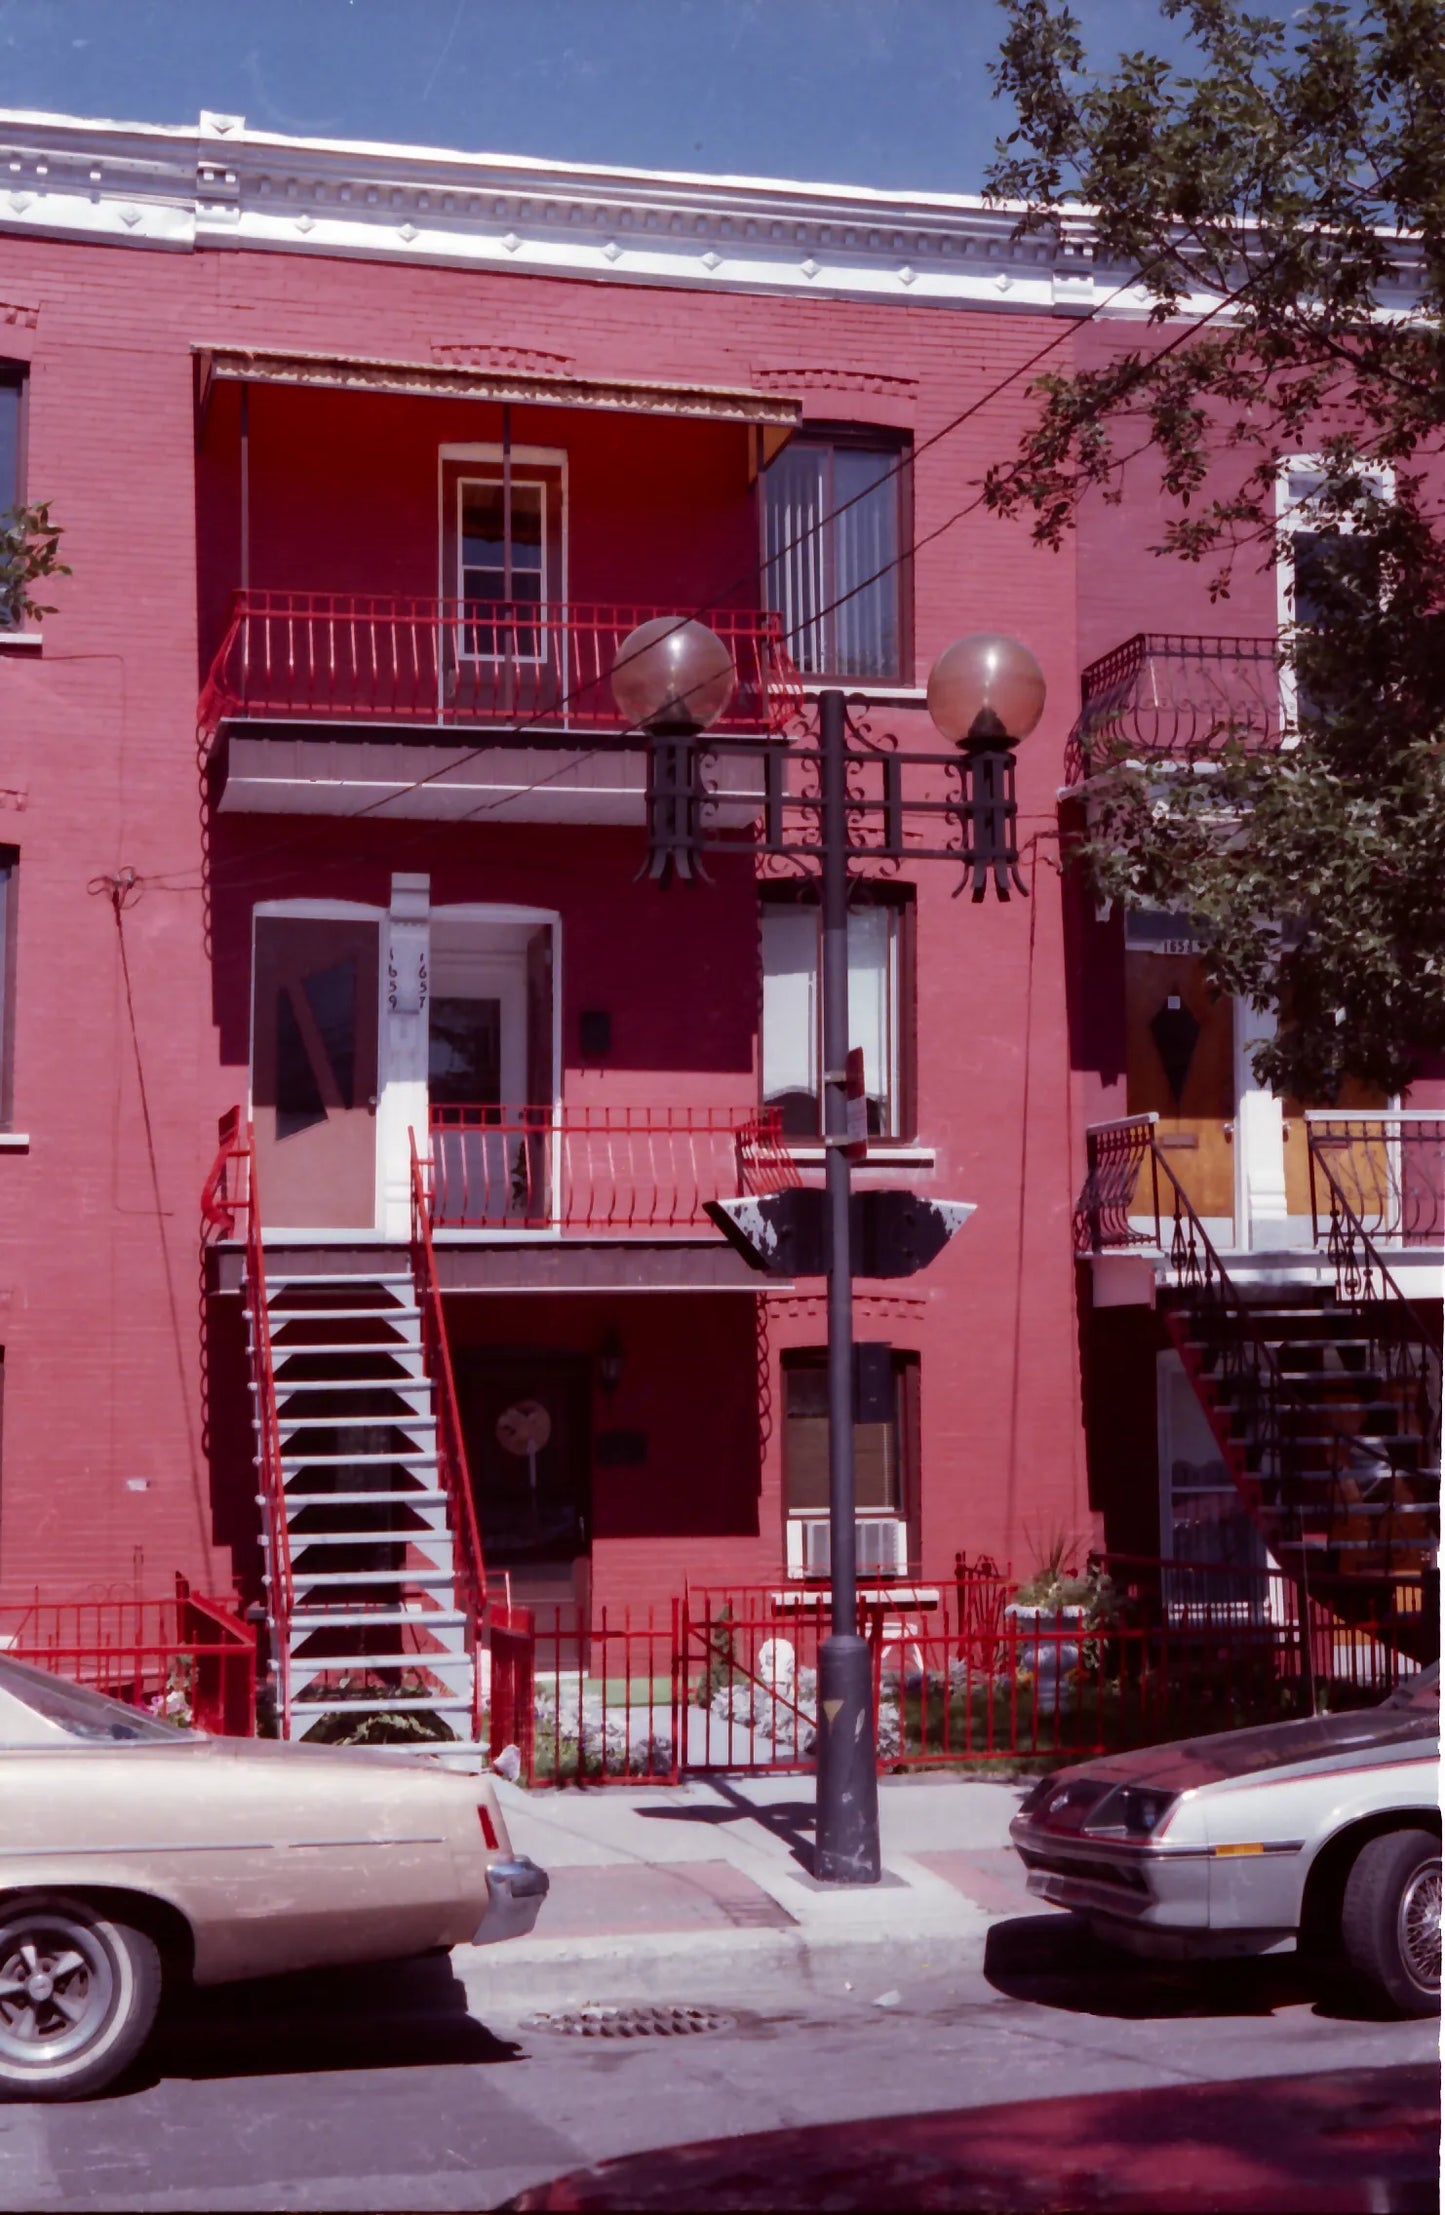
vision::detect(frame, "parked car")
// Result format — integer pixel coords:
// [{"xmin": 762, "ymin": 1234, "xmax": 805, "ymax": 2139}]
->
[
  {"xmin": 0, "ymin": 1654, "xmax": 547, "ymax": 2100},
  {"xmin": 1009, "ymin": 1662, "xmax": 1439, "ymax": 2016}
]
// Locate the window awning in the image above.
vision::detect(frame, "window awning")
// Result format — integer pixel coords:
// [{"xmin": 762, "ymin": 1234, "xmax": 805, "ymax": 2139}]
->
[{"xmin": 194, "ymin": 344, "xmax": 800, "ymax": 461}]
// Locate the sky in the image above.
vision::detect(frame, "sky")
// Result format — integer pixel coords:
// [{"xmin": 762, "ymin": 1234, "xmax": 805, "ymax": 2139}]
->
[{"xmin": 0, "ymin": 0, "xmax": 1190, "ymax": 196}]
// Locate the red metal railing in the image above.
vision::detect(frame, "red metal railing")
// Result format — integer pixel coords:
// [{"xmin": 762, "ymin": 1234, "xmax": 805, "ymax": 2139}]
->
[
  {"xmin": 465, "ymin": 1554, "xmax": 1431, "ymax": 1787},
  {"xmin": 426, "ymin": 1102, "xmax": 799, "ymax": 1233},
  {"xmin": 1, "ymin": 1579, "xmax": 257, "ymax": 1735},
  {"xmin": 409, "ymin": 1128, "xmax": 488, "ymax": 1737},
  {"xmin": 490, "ymin": 1600, "xmax": 681, "ymax": 1787},
  {"xmin": 198, "ymin": 592, "xmax": 805, "ymax": 741},
  {"xmin": 201, "ymin": 1108, "xmax": 293, "ymax": 1730}
]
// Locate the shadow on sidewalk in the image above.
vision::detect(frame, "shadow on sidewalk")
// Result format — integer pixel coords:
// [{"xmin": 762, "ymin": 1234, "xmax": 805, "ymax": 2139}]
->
[{"xmin": 635, "ymin": 1777, "xmax": 818, "ymax": 1875}]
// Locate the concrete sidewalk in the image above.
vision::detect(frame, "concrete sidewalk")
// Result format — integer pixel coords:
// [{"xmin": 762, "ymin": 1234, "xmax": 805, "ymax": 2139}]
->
[{"xmin": 456, "ymin": 1771, "xmax": 1037, "ymax": 2000}]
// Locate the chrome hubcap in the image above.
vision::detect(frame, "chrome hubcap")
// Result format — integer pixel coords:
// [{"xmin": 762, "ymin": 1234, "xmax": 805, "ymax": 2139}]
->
[
  {"xmin": 1398, "ymin": 1859, "xmax": 1442, "ymax": 1994},
  {"xmin": 0, "ymin": 1916, "xmax": 114, "ymax": 2065}
]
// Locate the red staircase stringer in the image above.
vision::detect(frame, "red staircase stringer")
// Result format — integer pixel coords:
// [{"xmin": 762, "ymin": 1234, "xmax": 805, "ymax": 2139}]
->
[{"xmin": 409, "ymin": 1127, "xmax": 488, "ymax": 1740}]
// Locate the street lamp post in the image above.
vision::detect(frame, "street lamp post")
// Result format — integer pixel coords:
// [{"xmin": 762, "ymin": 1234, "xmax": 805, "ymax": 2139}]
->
[{"xmin": 613, "ymin": 620, "xmax": 1046, "ymax": 1884}]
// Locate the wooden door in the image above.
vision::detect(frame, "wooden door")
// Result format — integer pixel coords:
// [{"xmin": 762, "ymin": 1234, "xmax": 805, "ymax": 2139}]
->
[
  {"xmin": 455, "ymin": 1352, "xmax": 591, "ymax": 1567},
  {"xmin": 252, "ymin": 916, "xmax": 380, "ymax": 1229},
  {"xmin": 1125, "ymin": 952, "xmax": 1236, "ymax": 1220}
]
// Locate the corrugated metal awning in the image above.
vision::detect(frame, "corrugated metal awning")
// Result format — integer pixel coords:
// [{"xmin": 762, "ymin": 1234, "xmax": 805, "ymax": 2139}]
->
[{"xmin": 194, "ymin": 344, "xmax": 800, "ymax": 459}]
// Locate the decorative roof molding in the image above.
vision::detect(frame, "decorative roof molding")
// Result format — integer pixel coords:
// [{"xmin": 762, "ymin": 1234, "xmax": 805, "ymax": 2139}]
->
[
  {"xmin": 1, "ymin": 296, "xmax": 40, "ymax": 328},
  {"xmin": 2, "ymin": 107, "xmax": 1424, "ymax": 322},
  {"xmin": 0, "ymin": 104, "xmax": 1152, "ymax": 316}
]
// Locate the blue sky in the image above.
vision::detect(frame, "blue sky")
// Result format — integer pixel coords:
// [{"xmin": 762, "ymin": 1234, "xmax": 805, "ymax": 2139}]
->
[{"xmin": 0, "ymin": 0, "xmax": 1188, "ymax": 194}]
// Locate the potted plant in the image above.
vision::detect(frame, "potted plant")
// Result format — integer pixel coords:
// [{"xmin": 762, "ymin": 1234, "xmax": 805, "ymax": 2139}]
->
[{"xmin": 1006, "ymin": 1537, "xmax": 1117, "ymax": 1704}]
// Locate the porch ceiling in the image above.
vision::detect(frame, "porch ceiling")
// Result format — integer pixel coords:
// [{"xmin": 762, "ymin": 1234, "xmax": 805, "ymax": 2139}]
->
[
  {"xmin": 194, "ymin": 344, "xmax": 801, "ymax": 460},
  {"xmin": 213, "ymin": 727, "xmax": 773, "ymax": 824},
  {"xmin": 206, "ymin": 1239, "xmax": 780, "ymax": 1294}
]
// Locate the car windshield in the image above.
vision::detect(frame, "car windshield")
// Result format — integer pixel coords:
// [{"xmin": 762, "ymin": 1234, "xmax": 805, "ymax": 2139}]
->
[
  {"xmin": 0, "ymin": 1654, "xmax": 196, "ymax": 1743},
  {"xmin": 1379, "ymin": 1662, "xmax": 1439, "ymax": 1714}
]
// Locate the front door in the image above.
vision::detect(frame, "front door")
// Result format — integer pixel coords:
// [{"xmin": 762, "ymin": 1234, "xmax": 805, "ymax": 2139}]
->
[
  {"xmin": 252, "ymin": 915, "xmax": 380, "ymax": 1229},
  {"xmin": 455, "ymin": 1352, "xmax": 591, "ymax": 1569},
  {"xmin": 1125, "ymin": 946, "xmax": 1236, "ymax": 1223}
]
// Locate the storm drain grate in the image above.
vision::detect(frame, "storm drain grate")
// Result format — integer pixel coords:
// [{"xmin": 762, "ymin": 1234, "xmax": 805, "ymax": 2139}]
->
[{"xmin": 522, "ymin": 2002, "xmax": 734, "ymax": 2040}]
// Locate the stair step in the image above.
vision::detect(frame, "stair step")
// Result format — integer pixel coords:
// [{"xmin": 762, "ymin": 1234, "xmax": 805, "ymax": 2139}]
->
[
  {"xmin": 286, "ymin": 1653, "xmax": 473, "ymax": 1673},
  {"xmin": 288, "ymin": 1697, "xmax": 474, "ymax": 1718},
  {"xmin": 285, "ymin": 1568, "xmax": 457, "ymax": 1587},
  {"xmin": 269, "ymin": 1345, "xmax": 427, "ymax": 1364},
  {"xmin": 279, "ymin": 1489, "xmax": 450, "ymax": 1508},
  {"xmin": 262, "ymin": 1304, "xmax": 419, "ymax": 1323},
  {"xmin": 262, "ymin": 1275, "xmax": 416, "ymax": 1293},
  {"xmin": 257, "ymin": 1376, "xmax": 435, "ymax": 1395},
  {"xmin": 279, "ymin": 1451, "xmax": 440, "ymax": 1469},
  {"xmin": 287, "ymin": 1529, "xmax": 452, "ymax": 1547},
  {"xmin": 289, "ymin": 1607, "xmax": 469, "ymax": 1629}
]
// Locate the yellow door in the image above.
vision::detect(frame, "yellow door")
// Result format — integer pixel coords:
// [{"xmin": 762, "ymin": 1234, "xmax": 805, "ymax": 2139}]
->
[{"xmin": 1125, "ymin": 952, "xmax": 1236, "ymax": 1223}]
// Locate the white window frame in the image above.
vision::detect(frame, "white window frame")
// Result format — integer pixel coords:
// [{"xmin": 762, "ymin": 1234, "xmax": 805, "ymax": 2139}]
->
[
  {"xmin": 1275, "ymin": 454, "xmax": 1393, "ymax": 735},
  {"xmin": 438, "ymin": 443, "xmax": 569, "ymax": 670}
]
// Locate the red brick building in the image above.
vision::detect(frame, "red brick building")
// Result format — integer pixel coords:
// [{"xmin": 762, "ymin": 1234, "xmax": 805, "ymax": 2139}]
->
[{"xmin": 0, "ymin": 110, "xmax": 1436, "ymax": 1736}]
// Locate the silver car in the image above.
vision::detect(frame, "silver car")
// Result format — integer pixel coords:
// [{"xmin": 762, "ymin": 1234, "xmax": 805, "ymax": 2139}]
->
[
  {"xmin": 0, "ymin": 1656, "xmax": 548, "ymax": 2101},
  {"xmin": 1010, "ymin": 1663, "xmax": 1439, "ymax": 2017}
]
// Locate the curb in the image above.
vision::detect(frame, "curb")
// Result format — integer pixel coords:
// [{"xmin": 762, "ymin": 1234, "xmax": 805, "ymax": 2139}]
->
[{"xmin": 454, "ymin": 1900, "xmax": 996, "ymax": 2012}]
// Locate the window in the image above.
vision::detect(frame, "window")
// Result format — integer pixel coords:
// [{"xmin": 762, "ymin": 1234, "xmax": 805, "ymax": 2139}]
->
[
  {"xmin": 764, "ymin": 431, "xmax": 908, "ymax": 680},
  {"xmin": 440, "ymin": 451, "xmax": 565, "ymax": 670},
  {"xmin": 459, "ymin": 479, "xmax": 546, "ymax": 658},
  {"xmin": 0, "ymin": 364, "xmax": 22, "ymax": 517},
  {"xmin": 0, "ymin": 850, "xmax": 15, "ymax": 1127},
  {"xmin": 1, "ymin": 364, "xmax": 24, "ymax": 633},
  {"xmin": 761, "ymin": 885, "xmax": 914, "ymax": 1140},
  {"xmin": 1277, "ymin": 458, "xmax": 1390, "ymax": 729},
  {"xmin": 782, "ymin": 1351, "xmax": 920, "ymax": 1567}
]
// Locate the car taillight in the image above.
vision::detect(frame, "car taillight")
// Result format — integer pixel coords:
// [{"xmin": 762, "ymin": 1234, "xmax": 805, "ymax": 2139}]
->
[{"xmin": 478, "ymin": 1804, "xmax": 500, "ymax": 1850}]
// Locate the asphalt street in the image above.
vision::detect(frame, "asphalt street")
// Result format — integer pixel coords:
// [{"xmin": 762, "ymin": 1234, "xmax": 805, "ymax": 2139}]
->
[{"xmin": 1, "ymin": 1914, "xmax": 1436, "ymax": 2211}]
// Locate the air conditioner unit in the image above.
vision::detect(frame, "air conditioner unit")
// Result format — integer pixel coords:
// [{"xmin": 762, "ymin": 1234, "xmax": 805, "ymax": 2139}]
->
[{"xmin": 796, "ymin": 1517, "xmax": 907, "ymax": 1579}]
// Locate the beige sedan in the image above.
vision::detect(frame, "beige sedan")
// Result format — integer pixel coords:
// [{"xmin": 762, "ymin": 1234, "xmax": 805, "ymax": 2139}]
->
[{"xmin": 0, "ymin": 1653, "xmax": 547, "ymax": 2100}]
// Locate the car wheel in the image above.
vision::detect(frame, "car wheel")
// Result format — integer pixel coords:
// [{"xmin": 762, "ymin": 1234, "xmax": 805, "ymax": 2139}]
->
[
  {"xmin": 1339, "ymin": 1829, "xmax": 1441, "ymax": 2019},
  {"xmin": 0, "ymin": 1895, "xmax": 163, "ymax": 2101}
]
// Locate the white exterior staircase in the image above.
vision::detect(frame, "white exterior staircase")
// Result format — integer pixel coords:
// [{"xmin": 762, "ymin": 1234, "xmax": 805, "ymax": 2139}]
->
[{"xmin": 247, "ymin": 1264, "xmax": 480, "ymax": 1741}]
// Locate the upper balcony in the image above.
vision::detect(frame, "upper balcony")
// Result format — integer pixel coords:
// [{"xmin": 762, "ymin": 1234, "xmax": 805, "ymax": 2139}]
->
[
  {"xmin": 1067, "ymin": 633, "xmax": 1285, "ymax": 787},
  {"xmin": 201, "ymin": 592, "xmax": 803, "ymax": 822},
  {"xmin": 194, "ymin": 343, "xmax": 805, "ymax": 825}
]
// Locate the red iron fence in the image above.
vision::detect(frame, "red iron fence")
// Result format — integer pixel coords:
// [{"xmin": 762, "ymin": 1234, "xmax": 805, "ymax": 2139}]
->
[
  {"xmin": 427, "ymin": 1103, "xmax": 798, "ymax": 1233},
  {"xmin": 199, "ymin": 592, "xmax": 805, "ymax": 741},
  {"xmin": 479, "ymin": 1554, "xmax": 1430, "ymax": 1786},
  {"xmin": 0, "ymin": 1579, "xmax": 257, "ymax": 1736},
  {"xmin": 487, "ymin": 1599, "xmax": 680, "ymax": 1786}
]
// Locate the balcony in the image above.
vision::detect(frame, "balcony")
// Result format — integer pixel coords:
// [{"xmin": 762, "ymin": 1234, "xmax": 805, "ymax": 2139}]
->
[
  {"xmin": 425, "ymin": 1103, "xmax": 798, "ymax": 1236},
  {"xmin": 1067, "ymin": 633, "xmax": 1285, "ymax": 786},
  {"xmin": 201, "ymin": 592, "xmax": 804, "ymax": 824}
]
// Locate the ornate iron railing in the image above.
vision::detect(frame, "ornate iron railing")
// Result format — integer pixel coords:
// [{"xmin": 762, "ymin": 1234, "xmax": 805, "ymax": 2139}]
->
[
  {"xmin": 1308, "ymin": 1112, "xmax": 1445, "ymax": 1249},
  {"xmin": 425, "ymin": 1102, "xmax": 798, "ymax": 1233},
  {"xmin": 1067, "ymin": 633, "xmax": 1285, "ymax": 785},
  {"xmin": 199, "ymin": 591, "xmax": 805, "ymax": 742},
  {"xmin": 1073, "ymin": 1112, "xmax": 1161, "ymax": 1253}
]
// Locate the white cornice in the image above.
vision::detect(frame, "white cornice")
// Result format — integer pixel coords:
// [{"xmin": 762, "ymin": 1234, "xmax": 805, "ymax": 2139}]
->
[
  {"xmin": 3, "ymin": 108, "xmax": 1422, "ymax": 322},
  {"xmin": 0, "ymin": 104, "xmax": 1157, "ymax": 315}
]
